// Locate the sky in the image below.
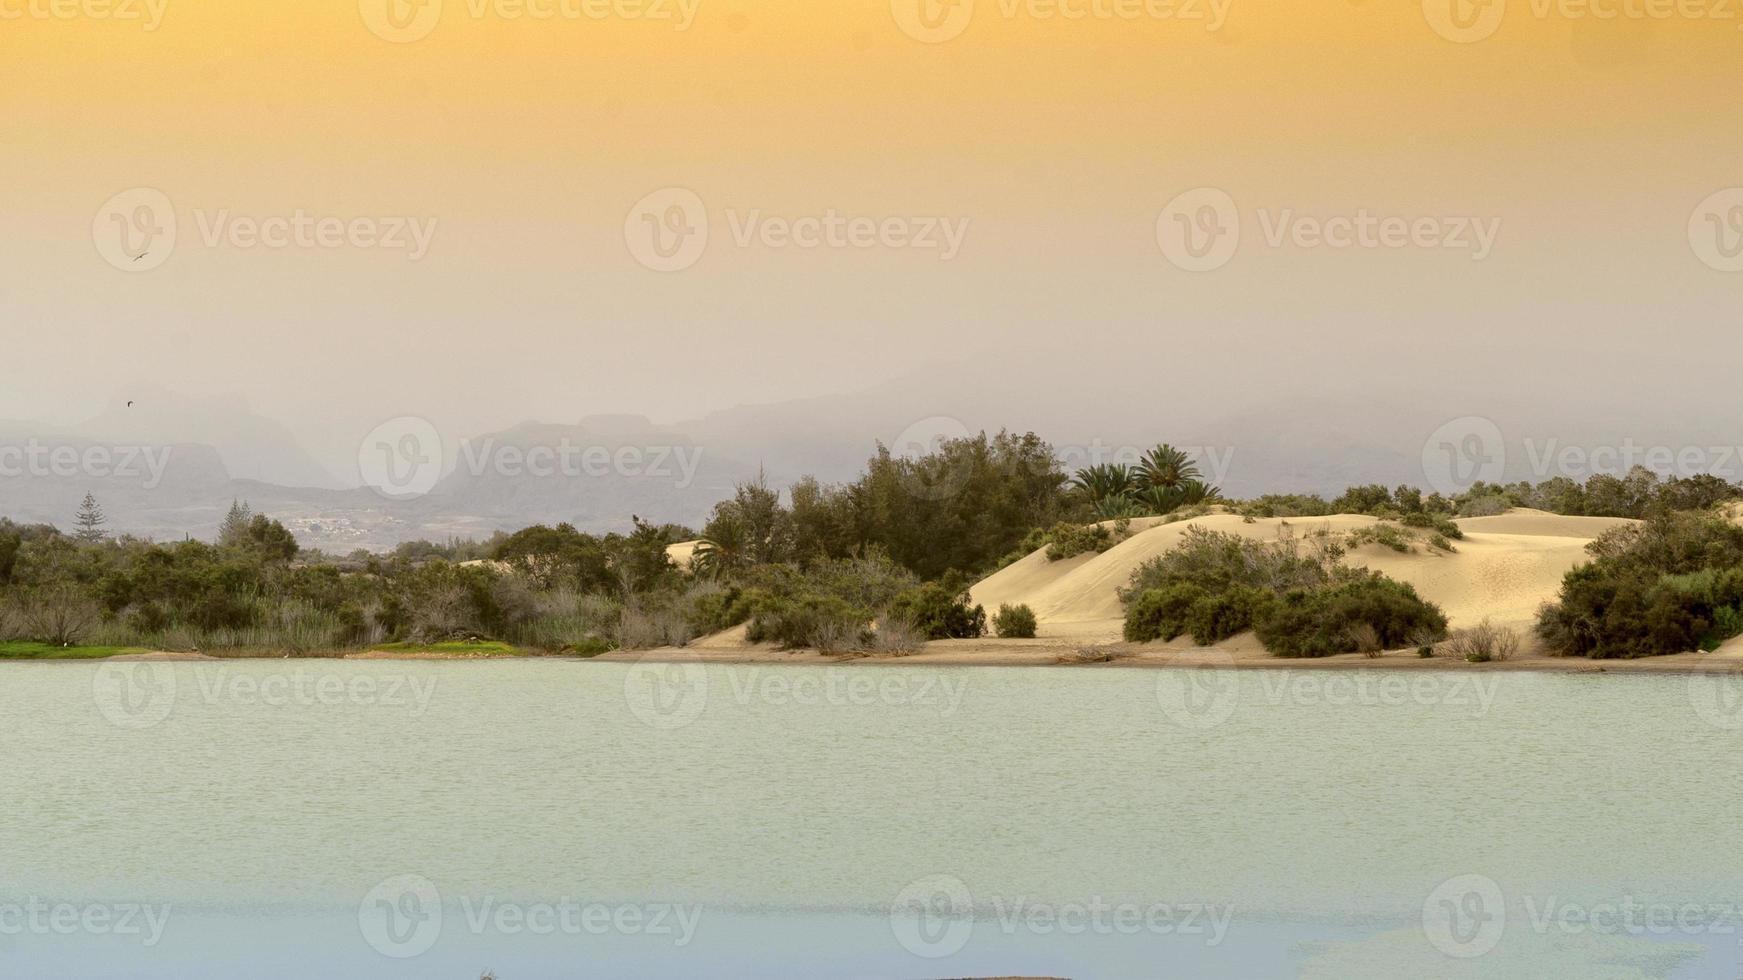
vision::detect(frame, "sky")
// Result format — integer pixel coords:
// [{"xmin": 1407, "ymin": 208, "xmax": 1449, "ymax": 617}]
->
[{"xmin": 2, "ymin": 0, "xmax": 1740, "ymax": 482}]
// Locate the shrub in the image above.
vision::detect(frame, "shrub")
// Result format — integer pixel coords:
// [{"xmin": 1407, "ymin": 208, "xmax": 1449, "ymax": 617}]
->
[
  {"xmin": 993, "ymin": 603, "xmax": 1038, "ymax": 639},
  {"xmin": 19, "ymin": 585, "xmax": 100, "ymax": 646},
  {"xmin": 1537, "ymin": 512, "xmax": 1743, "ymax": 658},
  {"xmin": 871, "ymin": 615, "xmax": 926, "ymax": 654},
  {"xmin": 1184, "ymin": 585, "xmax": 1272, "ymax": 646},
  {"xmin": 1459, "ymin": 494, "xmax": 1510, "ymax": 517},
  {"xmin": 1349, "ymin": 622, "xmax": 1383, "ymax": 657},
  {"xmin": 1120, "ymin": 527, "xmax": 1339, "ymax": 603},
  {"xmin": 1124, "ymin": 583, "xmax": 1207, "ymax": 643},
  {"xmin": 1346, "ymin": 524, "xmax": 1414, "ymax": 554},
  {"xmin": 889, "ymin": 583, "xmax": 986, "ymax": 640},
  {"xmin": 1253, "ymin": 571, "xmax": 1447, "ymax": 658},
  {"xmin": 746, "ymin": 593, "xmax": 869, "ymax": 649},
  {"xmin": 1445, "ymin": 620, "xmax": 1518, "ymax": 663},
  {"xmin": 1045, "ymin": 522, "xmax": 1115, "ymax": 561}
]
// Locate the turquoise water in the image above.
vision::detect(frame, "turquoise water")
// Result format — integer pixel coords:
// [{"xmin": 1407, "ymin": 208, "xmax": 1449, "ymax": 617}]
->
[{"xmin": 1, "ymin": 660, "xmax": 1740, "ymax": 978}]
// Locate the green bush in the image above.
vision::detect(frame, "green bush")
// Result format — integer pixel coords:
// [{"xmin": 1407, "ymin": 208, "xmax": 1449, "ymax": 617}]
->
[
  {"xmin": 1184, "ymin": 585, "xmax": 1273, "ymax": 645},
  {"xmin": 1537, "ymin": 512, "xmax": 1743, "ymax": 658},
  {"xmin": 993, "ymin": 603, "xmax": 1038, "ymax": 639},
  {"xmin": 746, "ymin": 593, "xmax": 869, "ymax": 648},
  {"xmin": 1045, "ymin": 521, "xmax": 1123, "ymax": 561},
  {"xmin": 1124, "ymin": 582, "xmax": 1207, "ymax": 643},
  {"xmin": 889, "ymin": 583, "xmax": 986, "ymax": 640},
  {"xmin": 1253, "ymin": 571, "xmax": 1447, "ymax": 658},
  {"xmin": 1346, "ymin": 524, "xmax": 1414, "ymax": 554}
]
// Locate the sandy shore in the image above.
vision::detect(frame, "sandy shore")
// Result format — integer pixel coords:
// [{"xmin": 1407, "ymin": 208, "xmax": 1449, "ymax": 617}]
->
[{"xmin": 592, "ymin": 641, "xmax": 1743, "ymax": 674}]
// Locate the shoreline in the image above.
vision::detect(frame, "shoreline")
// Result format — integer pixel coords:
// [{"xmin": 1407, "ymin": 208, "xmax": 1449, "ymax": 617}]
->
[{"xmin": 7, "ymin": 644, "xmax": 1727, "ymax": 674}]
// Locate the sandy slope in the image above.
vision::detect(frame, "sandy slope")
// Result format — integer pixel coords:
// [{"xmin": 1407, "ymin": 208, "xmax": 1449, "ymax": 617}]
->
[
  {"xmin": 638, "ymin": 507, "xmax": 1679, "ymax": 666},
  {"xmin": 970, "ymin": 509, "xmax": 1636, "ymax": 641}
]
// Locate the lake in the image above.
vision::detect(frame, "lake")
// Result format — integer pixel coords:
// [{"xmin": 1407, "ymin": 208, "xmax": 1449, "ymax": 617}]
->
[{"xmin": 2, "ymin": 660, "xmax": 1740, "ymax": 978}]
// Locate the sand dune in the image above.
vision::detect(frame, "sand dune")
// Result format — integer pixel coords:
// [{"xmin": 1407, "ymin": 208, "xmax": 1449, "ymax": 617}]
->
[{"xmin": 970, "ymin": 509, "xmax": 1634, "ymax": 641}]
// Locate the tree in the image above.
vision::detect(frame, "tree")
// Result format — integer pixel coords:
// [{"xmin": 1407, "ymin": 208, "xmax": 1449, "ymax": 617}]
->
[
  {"xmin": 1137, "ymin": 445, "xmax": 1201, "ymax": 494},
  {"xmin": 218, "ymin": 500, "xmax": 254, "ymax": 547},
  {"xmin": 245, "ymin": 514, "xmax": 300, "ymax": 563},
  {"xmin": 74, "ymin": 493, "xmax": 107, "ymax": 543},
  {"xmin": 692, "ymin": 513, "xmax": 749, "ymax": 579},
  {"xmin": 1070, "ymin": 464, "xmax": 1138, "ymax": 506}
]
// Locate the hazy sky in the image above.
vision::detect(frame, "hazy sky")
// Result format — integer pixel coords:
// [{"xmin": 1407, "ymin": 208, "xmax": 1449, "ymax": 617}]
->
[{"xmin": 3, "ymin": 0, "xmax": 1739, "ymax": 477}]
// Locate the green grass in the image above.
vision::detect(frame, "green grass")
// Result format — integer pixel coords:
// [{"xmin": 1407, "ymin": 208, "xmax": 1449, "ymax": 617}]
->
[
  {"xmin": 368, "ymin": 640, "xmax": 523, "ymax": 656},
  {"xmin": 0, "ymin": 641, "xmax": 153, "ymax": 660}
]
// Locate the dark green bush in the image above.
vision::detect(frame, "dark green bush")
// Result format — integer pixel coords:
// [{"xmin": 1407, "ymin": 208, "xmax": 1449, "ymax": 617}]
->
[
  {"xmin": 1124, "ymin": 583, "xmax": 1207, "ymax": 643},
  {"xmin": 1537, "ymin": 512, "xmax": 1743, "ymax": 658},
  {"xmin": 1252, "ymin": 571, "xmax": 1447, "ymax": 658},
  {"xmin": 993, "ymin": 603, "xmax": 1038, "ymax": 639},
  {"xmin": 1185, "ymin": 585, "xmax": 1273, "ymax": 646},
  {"xmin": 745, "ymin": 593, "xmax": 869, "ymax": 648},
  {"xmin": 889, "ymin": 583, "xmax": 986, "ymax": 640}
]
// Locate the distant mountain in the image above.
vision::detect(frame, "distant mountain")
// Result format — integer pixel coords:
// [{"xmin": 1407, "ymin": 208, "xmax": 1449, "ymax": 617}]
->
[
  {"xmin": 7, "ymin": 374, "xmax": 1739, "ymax": 552},
  {"xmin": 73, "ymin": 385, "xmax": 344, "ymax": 490}
]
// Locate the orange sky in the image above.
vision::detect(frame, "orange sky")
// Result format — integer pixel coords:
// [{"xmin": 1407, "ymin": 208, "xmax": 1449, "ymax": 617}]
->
[{"xmin": 2, "ymin": 0, "xmax": 1739, "ymax": 470}]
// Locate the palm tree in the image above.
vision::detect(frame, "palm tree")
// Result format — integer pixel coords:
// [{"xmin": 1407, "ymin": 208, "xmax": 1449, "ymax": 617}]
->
[
  {"xmin": 1070, "ymin": 463, "xmax": 1138, "ymax": 505},
  {"xmin": 1136, "ymin": 444, "xmax": 1201, "ymax": 493},
  {"xmin": 691, "ymin": 516, "xmax": 749, "ymax": 579}
]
